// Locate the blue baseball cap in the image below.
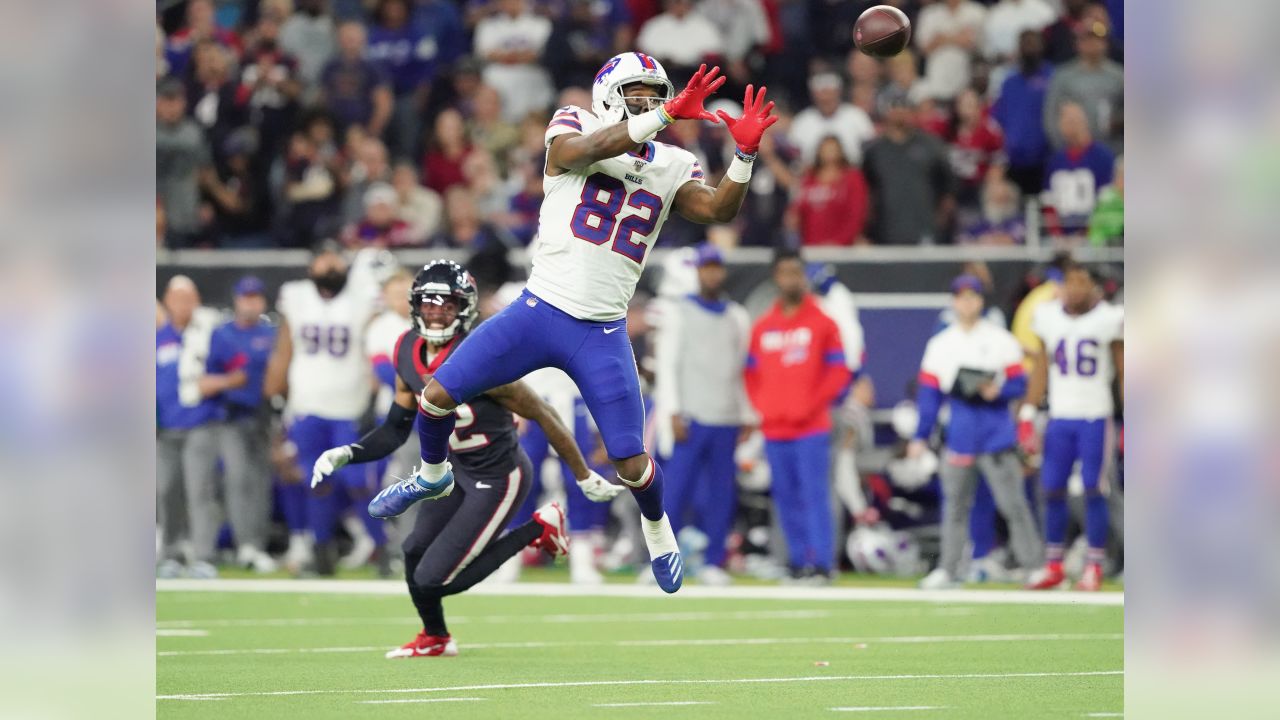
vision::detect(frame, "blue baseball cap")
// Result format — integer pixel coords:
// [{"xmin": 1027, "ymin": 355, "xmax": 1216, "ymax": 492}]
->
[
  {"xmin": 693, "ymin": 242, "xmax": 724, "ymax": 267},
  {"xmin": 234, "ymin": 275, "xmax": 266, "ymax": 297},
  {"xmin": 950, "ymin": 274, "xmax": 985, "ymax": 295}
]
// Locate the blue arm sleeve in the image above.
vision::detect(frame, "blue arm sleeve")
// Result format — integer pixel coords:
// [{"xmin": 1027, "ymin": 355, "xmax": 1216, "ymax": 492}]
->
[
  {"xmin": 914, "ymin": 385, "xmax": 943, "ymax": 441},
  {"xmin": 373, "ymin": 359, "xmax": 397, "ymax": 389},
  {"xmin": 997, "ymin": 375, "xmax": 1028, "ymax": 402}
]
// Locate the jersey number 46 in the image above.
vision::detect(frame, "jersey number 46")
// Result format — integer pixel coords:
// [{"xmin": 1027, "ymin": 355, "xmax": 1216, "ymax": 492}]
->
[{"xmin": 570, "ymin": 172, "xmax": 663, "ymax": 264}]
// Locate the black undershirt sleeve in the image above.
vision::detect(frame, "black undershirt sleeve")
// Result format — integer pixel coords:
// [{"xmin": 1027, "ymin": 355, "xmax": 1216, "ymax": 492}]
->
[{"xmin": 348, "ymin": 402, "xmax": 416, "ymax": 463}]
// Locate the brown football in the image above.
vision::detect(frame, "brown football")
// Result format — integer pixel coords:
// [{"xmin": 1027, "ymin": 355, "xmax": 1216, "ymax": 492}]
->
[{"xmin": 854, "ymin": 5, "xmax": 912, "ymax": 58}]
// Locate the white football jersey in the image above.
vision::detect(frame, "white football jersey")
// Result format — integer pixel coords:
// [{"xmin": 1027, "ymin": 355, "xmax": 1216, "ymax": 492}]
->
[
  {"xmin": 1032, "ymin": 300, "xmax": 1124, "ymax": 419},
  {"xmin": 365, "ymin": 310, "xmax": 412, "ymax": 416},
  {"xmin": 526, "ymin": 105, "xmax": 706, "ymax": 322},
  {"xmin": 277, "ymin": 249, "xmax": 387, "ymax": 420}
]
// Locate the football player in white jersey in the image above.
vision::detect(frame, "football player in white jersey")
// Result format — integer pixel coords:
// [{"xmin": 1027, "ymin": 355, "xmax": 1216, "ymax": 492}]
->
[
  {"xmin": 368, "ymin": 53, "xmax": 778, "ymax": 594},
  {"xmin": 265, "ymin": 243, "xmax": 393, "ymax": 574},
  {"xmin": 1020, "ymin": 263, "xmax": 1124, "ymax": 591}
]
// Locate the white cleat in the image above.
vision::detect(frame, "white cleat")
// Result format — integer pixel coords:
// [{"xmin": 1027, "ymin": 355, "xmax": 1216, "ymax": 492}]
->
[
  {"xmin": 698, "ymin": 565, "xmax": 733, "ymax": 586},
  {"xmin": 918, "ymin": 567, "xmax": 960, "ymax": 590}
]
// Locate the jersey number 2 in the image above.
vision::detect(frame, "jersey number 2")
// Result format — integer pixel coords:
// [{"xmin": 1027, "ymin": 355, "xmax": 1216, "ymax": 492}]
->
[
  {"xmin": 570, "ymin": 172, "xmax": 663, "ymax": 264},
  {"xmin": 449, "ymin": 403, "xmax": 489, "ymax": 451}
]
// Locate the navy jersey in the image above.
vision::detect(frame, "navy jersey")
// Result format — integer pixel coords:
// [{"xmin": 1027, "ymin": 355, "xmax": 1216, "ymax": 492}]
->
[{"xmin": 394, "ymin": 330, "xmax": 521, "ymax": 477}]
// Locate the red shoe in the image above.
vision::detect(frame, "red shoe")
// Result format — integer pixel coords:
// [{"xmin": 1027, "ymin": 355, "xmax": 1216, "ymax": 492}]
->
[
  {"xmin": 1075, "ymin": 563, "xmax": 1103, "ymax": 592},
  {"xmin": 385, "ymin": 629, "xmax": 458, "ymax": 659},
  {"xmin": 1026, "ymin": 564, "xmax": 1066, "ymax": 590},
  {"xmin": 531, "ymin": 502, "xmax": 569, "ymax": 557}
]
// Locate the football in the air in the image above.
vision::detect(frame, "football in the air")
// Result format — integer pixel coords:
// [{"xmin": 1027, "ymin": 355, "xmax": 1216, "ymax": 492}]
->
[{"xmin": 854, "ymin": 5, "xmax": 912, "ymax": 58}]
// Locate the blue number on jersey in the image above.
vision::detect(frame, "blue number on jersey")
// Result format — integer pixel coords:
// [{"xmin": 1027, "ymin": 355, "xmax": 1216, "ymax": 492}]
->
[{"xmin": 299, "ymin": 325, "xmax": 351, "ymax": 357}]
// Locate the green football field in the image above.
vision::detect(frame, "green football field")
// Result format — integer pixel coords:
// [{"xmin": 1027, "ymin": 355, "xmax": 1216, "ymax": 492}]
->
[{"xmin": 157, "ymin": 576, "xmax": 1123, "ymax": 719}]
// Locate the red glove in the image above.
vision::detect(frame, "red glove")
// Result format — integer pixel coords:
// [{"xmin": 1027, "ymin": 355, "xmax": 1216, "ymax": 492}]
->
[
  {"xmin": 1017, "ymin": 420, "xmax": 1039, "ymax": 456},
  {"xmin": 715, "ymin": 85, "xmax": 779, "ymax": 155},
  {"xmin": 661, "ymin": 64, "xmax": 725, "ymax": 122}
]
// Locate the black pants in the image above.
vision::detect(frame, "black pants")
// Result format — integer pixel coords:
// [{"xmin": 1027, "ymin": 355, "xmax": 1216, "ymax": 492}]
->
[{"xmin": 402, "ymin": 452, "xmax": 536, "ymax": 636}]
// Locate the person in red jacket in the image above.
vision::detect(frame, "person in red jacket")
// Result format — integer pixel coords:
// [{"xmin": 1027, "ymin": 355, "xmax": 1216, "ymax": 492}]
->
[
  {"xmin": 788, "ymin": 136, "xmax": 870, "ymax": 246},
  {"xmin": 744, "ymin": 248, "xmax": 852, "ymax": 582}
]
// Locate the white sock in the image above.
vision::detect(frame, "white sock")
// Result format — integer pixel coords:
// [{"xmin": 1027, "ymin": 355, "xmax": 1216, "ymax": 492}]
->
[
  {"xmin": 641, "ymin": 514, "xmax": 679, "ymax": 558},
  {"xmin": 415, "ymin": 461, "xmax": 450, "ymax": 484}
]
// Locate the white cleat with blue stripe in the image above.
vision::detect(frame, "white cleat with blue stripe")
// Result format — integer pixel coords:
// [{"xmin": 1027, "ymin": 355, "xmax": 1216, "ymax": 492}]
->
[{"xmin": 641, "ymin": 513, "xmax": 683, "ymax": 593}]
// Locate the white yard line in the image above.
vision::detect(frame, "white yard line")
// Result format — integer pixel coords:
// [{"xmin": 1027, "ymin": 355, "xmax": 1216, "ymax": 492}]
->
[
  {"xmin": 594, "ymin": 701, "xmax": 718, "ymax": 708},
  {"xmin": 158, "ymin": 633, "xmax": 1122, "ymax": 658},
  {"xmin": 157, "ymin": 579, "xmax": 1123, "ymax": 607},
  {"xmin": 156, "ymin": 609, "xmax": 831, "ymax": 629},
  {"xmin": 157, "ymin": 669, "xmax": 1122, "ymax": 701},
  {"xmin": 357, "ymin": 698, "xmax": 486, "ymax": 705},
  {"xmin": 830, "ymin": 707, "xmax": 947, "ymax": 713},
  {"xmin": 1083, "ymin": 714, "xmax": 1123, "ymax": 717},
  {"xmin": 156, "ymin": 629, "xmax": 209, "ymax": 637}
]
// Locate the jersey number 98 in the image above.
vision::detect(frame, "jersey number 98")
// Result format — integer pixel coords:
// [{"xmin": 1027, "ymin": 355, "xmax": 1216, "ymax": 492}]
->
[
  {"xmin": 299, "ymin": 325, "xmax": 350, "ymax": 357},
  {"xmin": 570, "ymin": 173, "xmax": 663, "ymax": 264}
]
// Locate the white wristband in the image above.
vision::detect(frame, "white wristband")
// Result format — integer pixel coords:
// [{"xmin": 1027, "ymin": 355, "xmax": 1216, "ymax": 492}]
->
[
  {"xmin": 627, "ymin": 107, "xmax": 672, "ymax": 144},
  {"xmin": 1018, "ymin": 404, "xmax": 1037, "ymax": 422},
  {"xmin": 726, "ymin": 155, "xmax": 754, "ymax": 184}
]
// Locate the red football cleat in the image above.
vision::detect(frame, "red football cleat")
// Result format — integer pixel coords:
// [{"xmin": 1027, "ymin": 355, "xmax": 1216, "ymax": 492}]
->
[
  {"xmin": 385, "ymin": 629, "xmax": 458, "ymax": 659},
  {"xmin": 531, "ymin": 502, "xmax": 569, "ymax": 557},
  {"xmin": 1075, "ymin": 563, "xmax": 1103, "ymax": 592},
  {"xmin": 1026, "ymin": 564, "xmax": 1066, "ymax": 590}
]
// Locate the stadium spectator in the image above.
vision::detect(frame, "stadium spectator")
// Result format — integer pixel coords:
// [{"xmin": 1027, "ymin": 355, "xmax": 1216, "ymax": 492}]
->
[
  {"xmin": 914, "ymin": 0, "xmax": 987, "ymax": 101},
  {"xmin": 991, "ymin": 29, "xmax": 1052, "ymax": 197},
  {"xmin": 1044, "ymin": 0, "xmax": 1122, "ymax": 64},
  {"xmin": 279, "ymin": 130, "xmax": 341, "ymax": 248},
  {"xmin": 463, "ymin": 149, "xmax": 514, "ymax": 219},
  {"xmin": 205, "ymin": 129, "xmax": 273, "ymax": 248},
  {"xmin": 390, "ymin": 161, "xmax": 444, "ymax": 243},
  {"xmin": 1043, "ymin": 19, "xmax": 1123, "ymax": 152},
  {"xmin": 469, "ymin": 85, "xmax": 521, "ymax": 172},
  {"xmin": 949, "ymin": 88, "xmax": 1004, "ymax": 210},
  {"xmin": 911, "ymin": 275, "xmax": 1043, "ymax": 589},
  {"xmin": 745, "ymin": 250, "xmax": 851, "ymax": 582},
  {"xmin": 165, "ymin": 0, "xmax": 243, "ymax": 76},
  {"xmin": 656, "ymin": 244, "xmax": 754, "ymax": 586},
  {"xmin": 542, "ymin": 0, "xmax": 625, "ymax": 91},
  {"xmin": 367, "ymin": 0, "xmax": 446, "ymax": 158},
  {"xmin": 789, "ymin": 72, "xmax": 875, "ymax": 166},
  {"xmin": 862, "ymin": 90, "xmax": 955, "ymax": 245},
  {"xmin": 431, "ymin": 185, "xmax": 515, "ymax": 250},
  {"xmin": 156, "ymin": 276, "xmax": 223, "ymax": 579},
  {"xmin": 239, "ymin": 13, "xmax": 303, "ymax": 163},
  {"xmin": 279, "ymin": 0, "xmax": 337, "ymax": 91},
  {"xmin": 319, "ymin": 21, "xmax": 393, "ymax": 136},
  {"xmin": 157, "ymin": 78, "xmax": 218, "ymax": 248},
  {"xmin": 474, "ymin": 0, "xmax": 555, "ymax": 123},
  {"xmin": 504, "ymin": 159, "xmax": 544, "ymax": 245},
  {"xmin": 698, "ymin": 0, "xmax": 770, "ymax": 86},
  {"xmin": 636, "ymin": 0, "xmax": 725, "ymax": 80},
  {"xmin": 185, "ymin": 41, "xmax": 249, "ymax": 167},
  {"xmin": 342, "ymin": 182, "xmax": 417, "ymax": 246},
  {"xmin": 203, "ymin": 277, "xmax": 278, "ymax": 574},
  {"xmin": 877, "ymin": 50, "xmax": 925, "ymax": 113},
  {"xmin": 1043, "ymin": 101, "xmax": 1114, "ymax": 237},
  {"xmin": 955, "ymin": 174, "xmax": 1026, "ymax": 245},
  {"xmin": 787, "ymin": 136, "xmax": 869, "ymax": 247},
  {"xmin": 982, "ymin": 0, "xmax": 1055, "ymax": 61},
  {"xmin": 421, "ymin": 107, "xmax": 473, "ymax": 194},
  {"xmin": 341, "ymin": 137, "xmax": 392, "ymax": 223},
  {"xmin": 1087, "ymin": 154, "xmax": 1123, "ymax": 246}
]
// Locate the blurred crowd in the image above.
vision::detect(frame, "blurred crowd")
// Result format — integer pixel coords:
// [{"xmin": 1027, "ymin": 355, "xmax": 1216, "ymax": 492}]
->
[
  {"xmin": 157, "ymin": 0, "xmax": 1125, "ymax": 251},
  {"xmin": 156, "ymin": 245, "xmax": 1123, "ymax": 584}
]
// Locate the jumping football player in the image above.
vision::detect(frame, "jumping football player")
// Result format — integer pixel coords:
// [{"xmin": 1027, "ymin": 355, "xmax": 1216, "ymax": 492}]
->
[
  {"xmin": 311, "ymin": 261, "xmax": 621, "ymax": 657},
  {"xmin": 1021, "ymin": 262, "xmax": 1124, "ymax": 591},
  {"xmin": 366, "ymin": 54, "xmax": 778, "ymax": 593}
]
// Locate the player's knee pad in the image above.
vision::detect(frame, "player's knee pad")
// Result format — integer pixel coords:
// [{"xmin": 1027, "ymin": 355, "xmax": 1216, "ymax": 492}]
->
[{"xmin": 616, "ymin": 454, "xmax": 656, "ymax": 490}]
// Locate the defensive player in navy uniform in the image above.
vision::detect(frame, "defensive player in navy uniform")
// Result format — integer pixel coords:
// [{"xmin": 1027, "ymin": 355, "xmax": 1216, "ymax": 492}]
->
[
  {"xmin": 311, "ymin": 261, "xmax": 621, "ymax": 657},
  {"xmin": 366, "ymin": 54, "xmax": 779, "ymax": 593}
]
